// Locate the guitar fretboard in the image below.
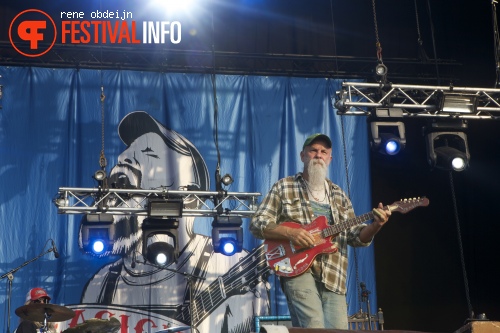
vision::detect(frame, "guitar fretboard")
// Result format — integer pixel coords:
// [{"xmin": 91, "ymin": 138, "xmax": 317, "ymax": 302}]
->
[{"xmin": 322, "ymin": 211, "xmax": 375, "ymax": 237}]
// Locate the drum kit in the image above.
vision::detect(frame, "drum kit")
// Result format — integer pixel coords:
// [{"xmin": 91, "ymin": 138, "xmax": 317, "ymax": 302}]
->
[{"xmin": 14, "ymin": 303, "xmax": 190, "ymax": 333}]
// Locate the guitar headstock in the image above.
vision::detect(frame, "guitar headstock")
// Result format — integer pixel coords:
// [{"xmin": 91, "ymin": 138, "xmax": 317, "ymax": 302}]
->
[{"xmin": 387, "ymin": 197, "xmax": 429, "ymax": 214}]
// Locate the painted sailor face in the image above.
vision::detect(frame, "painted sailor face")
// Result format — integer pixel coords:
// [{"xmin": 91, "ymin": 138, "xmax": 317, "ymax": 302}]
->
[
  {"xmin": 103, "ymin": 132, "xmax": 198, "ymax": 255},
  {"xmin": 110, "ymin": 132, "xmax": 197, "ymax": 191}
]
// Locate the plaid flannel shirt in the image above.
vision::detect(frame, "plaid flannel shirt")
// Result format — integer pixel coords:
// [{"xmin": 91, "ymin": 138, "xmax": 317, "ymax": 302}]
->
[{"xmin": 250, "ymin": 173, "xmax": 371, "ymax": 294}]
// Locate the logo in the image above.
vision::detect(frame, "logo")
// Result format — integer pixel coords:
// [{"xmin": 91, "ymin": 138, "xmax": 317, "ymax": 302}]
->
[
  {"xmin": 9, "ymin": 9, "xmax": 57, "ymax": 57},
  {"xmin": 9, "ymin": 8, "xmax": 183, "ymax": 58}
]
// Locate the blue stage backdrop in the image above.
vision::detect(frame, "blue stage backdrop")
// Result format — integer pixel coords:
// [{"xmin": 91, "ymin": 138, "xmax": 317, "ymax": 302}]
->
[{"xmin": 0, "ymin": 66, "xmax": 375, "ymax": 333}]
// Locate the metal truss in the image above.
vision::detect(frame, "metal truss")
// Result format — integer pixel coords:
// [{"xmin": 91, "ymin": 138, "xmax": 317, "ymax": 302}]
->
[
  {"xmin": 335, "ymin": 82, "xmax": 500, "ymax": 120},
  {"xmin": 0, "ymin": 42, "xmax": 458, "ymax": 81},
  {"xmin": 55, "ymin": 187, "xmax": 261, "ymax": 217}
]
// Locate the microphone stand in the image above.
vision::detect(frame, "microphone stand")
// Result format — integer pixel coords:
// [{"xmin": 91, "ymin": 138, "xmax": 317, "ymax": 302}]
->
[
  {"xmin": 1, "ymin": 247, "xmax": 55, "ymax": 333},
  {"xmin": 360, "ymin": 283, "xmax": 373, "ymax": 330}
]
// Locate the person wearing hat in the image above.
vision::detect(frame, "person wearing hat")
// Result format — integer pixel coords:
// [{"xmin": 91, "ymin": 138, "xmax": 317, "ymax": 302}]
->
[
  {"xmin": 250, "ymin": 133, "xmax": 391, "ymax": 329},
  {"xmin": 16, "ymin": 288, "xmax": 56, "ymax": 333}
]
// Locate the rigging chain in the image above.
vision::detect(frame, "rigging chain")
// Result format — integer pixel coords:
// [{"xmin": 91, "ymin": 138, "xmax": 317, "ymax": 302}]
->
[
  {"xmin": 99, "ymin": 85, "xmax": 107, "ymax": 169},
  {"xmin": 371, "ymin": 0, "xmax": 383, "ymax": 63}
]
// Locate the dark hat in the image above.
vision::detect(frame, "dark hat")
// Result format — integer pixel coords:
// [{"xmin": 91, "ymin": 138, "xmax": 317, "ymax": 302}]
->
[
  {"xmin": 117, "ymin": 111, "xmax": 210, "ymax": 191},
  {"xmin": 302, "ymin": 133, "xmax": 332, "ymax": 149},
  {"xmin": 26, "ymin": 288, "xmax": 51, "ymax": 302}
]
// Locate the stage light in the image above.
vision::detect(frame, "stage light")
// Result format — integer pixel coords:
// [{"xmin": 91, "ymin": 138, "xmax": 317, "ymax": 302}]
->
[
  {"xmin": 425, "ymin": 121, "xmax": 470, "ymax": 171},
  {"xmin": 142, "ymin": 218, "xmax": 180, "ymax": 265},
  {"xmin": 145, "ymin": 241, "xmax": 175, "ymax": 266},
  {"xmin": 93, "ymin": 169, "xmax": 107, "ymax": 181},
  {"xmin": 440, "ymin": 93, "xmax": 477, "ymax": 114},
  {"xmin": 141, "ymin": 199, "xmax": 182, "ymax": 265},
  {"xmin": 375, "ymin": 63, "xmax": 388, "ymax": 77},
  {"xmin": 53, "ymin": 195, "xmax": 68, "ymax": 207},
  {"xmin": 148, "ymin": 199, "xmax": 183, "ymax": 218},
  {"xmin": 370, "ymin": 121, "xmax": 406, "ymax": 155},
  {"xmin": 212, "ymin": 216, "xmax": 243, "ymax": 256},
  {"xmin": 382, "ymin": 135, "xmax": 402, "ymax": 155},
  {"xmin": 90, "ymin": 240, "xmax": 105, "ymax": 255},
  {"xmin": 221, "ymin": 173, "xmax": 234, "ymax": 186},
  {"xmin": 81, "ymin": 214, "xmax": 115, "ymax": 255}
]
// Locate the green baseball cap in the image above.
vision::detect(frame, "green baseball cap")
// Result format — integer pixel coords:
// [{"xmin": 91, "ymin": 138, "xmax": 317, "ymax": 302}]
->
[{"xmin": 302, "ymin": 133, "xmax": 332, "ymax": 150}]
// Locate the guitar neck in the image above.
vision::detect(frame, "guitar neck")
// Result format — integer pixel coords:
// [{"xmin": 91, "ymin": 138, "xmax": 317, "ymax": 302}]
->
[
  {"xmin": 322, "ymin": 211, "xmax": 375, "ymax": 237},
  {"xmin": 177, "ymin": 244, "xmax": 268, "ymax": 326}
]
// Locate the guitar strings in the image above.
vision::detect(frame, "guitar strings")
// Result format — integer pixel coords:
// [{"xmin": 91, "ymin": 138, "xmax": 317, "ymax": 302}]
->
[
  {"xmin": 183, "ymin": 256, "xmax": 268, "ymax": 324},
  {"xmin": 179, "ymin": 245, "xmax": 268, "ymax": 324}
]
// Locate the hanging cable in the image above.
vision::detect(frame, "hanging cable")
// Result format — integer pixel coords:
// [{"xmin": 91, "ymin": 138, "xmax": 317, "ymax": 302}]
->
[
  {"xmin": 98, "ymin": 0, "xmax": 107, "ymax": 172},
  {"xmin": 425, "ymin": 0, "xmax": 441, "ymax": 84},
  {"xmin": 338, "ymin": 114, "xmax": 364, "ymax": 311},
  {"xmin": 491, "ymin": 0, "xmax": 500, "ymax": 87},
  {"xmin": 414, "ymin": 0, "xmax": 430, "ymax": 62},
  {"xmin": 329, "ymin": 0, "xmax": 340, "ymax": 75},
  {"xmin": 210, "ymin": 10, "xmax": 224, "ymax": 213},
  {"xmin": 448, "ymin": 171, "xmax": 474, "ymax": 321}
]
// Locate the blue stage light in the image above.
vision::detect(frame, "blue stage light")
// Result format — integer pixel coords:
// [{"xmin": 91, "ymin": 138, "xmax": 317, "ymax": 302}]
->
[
  {"xmin": 212, "ymin": 217, "xmax": 243, "ymax": 256},
  {"xmin": 81, "ymin": 214, "xmax": 115, "ymax": 256},
  {"xmin": 90, "ymin": 239, "xmax": 106, "ymax": 255},
  {"xmin": 384, "ymin": 138, "xmax": 401, "ymax": 155},
  {"xmin": 220, "ymin": 238, "xmax": 238, "ymax": 256},
  {"xmin": 370, "ymin": 121, "xmax": 406, "ymax": 156}
]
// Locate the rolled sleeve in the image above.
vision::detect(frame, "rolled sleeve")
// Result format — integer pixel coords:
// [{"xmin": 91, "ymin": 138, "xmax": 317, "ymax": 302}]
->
[{"xmin": 348, "ymin": 224, "xmax": 372, "ymax": 247}]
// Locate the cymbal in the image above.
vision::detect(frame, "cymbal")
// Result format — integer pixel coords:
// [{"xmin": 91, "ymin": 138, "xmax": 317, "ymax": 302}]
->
[
  {"xmin": 63, "ymin": 317, "xmax": 120, "ymax": 333},
  {"xmin": 156, "ymin": 327, "xmax": 190, "ymax": 333},
  {"xmin": 15, "ymin": 303, "xmax": 75, "ymax": 322}
]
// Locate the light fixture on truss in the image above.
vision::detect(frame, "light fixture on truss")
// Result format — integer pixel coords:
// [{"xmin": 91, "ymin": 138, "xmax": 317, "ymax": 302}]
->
[
  {"xmin": 141, "ymin": 218, "xmax": 180, "ymax": 266},
  {"xmin": 212, "ymin": 216, "xmax": 243, "ymax": 256},
  {"xmin": 81, "ymin": 213, "xmax": 115, "ymax": 255},
  {"xmin": 439, "ymin": 92, "xmax": 478, "ymax": 114},
  {"xmin": 370, "ymin": 108, "xmax": 406, "ymax": 156},
  {"xmin": 141, "ymin": 199, "xmax": 183, "ymax": 265},
  {"xmin": 424, "ymin": 120, "xmax": 470, "ymax": 172}
]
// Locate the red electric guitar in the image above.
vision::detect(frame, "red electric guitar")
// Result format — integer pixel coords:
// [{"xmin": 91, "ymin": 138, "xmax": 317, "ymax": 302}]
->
[{"xmin": 264, "ymin": 197, "xmax": 429, "ymax": 277}]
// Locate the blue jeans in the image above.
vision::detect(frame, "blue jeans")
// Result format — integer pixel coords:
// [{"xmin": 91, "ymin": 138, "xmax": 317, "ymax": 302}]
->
[{"xmin": 280, "ymin": 272, "xmax": 348, "ymax": 329}]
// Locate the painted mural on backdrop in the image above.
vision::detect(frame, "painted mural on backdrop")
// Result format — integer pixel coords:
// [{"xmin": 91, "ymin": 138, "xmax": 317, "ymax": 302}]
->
[{"xmin": 59, "ymin": 111, "xmax": 269, "ymax": 333}]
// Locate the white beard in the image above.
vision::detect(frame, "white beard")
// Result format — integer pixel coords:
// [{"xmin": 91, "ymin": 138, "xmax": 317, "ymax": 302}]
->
[{"xmin": 307, "ymin": 159, "xmax": 327, "ymax": 189}]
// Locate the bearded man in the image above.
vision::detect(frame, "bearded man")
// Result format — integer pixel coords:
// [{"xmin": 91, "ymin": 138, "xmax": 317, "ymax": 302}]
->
[{"xmin": 250, "ymin": 133, "xmax": 391, "ymax": 329}]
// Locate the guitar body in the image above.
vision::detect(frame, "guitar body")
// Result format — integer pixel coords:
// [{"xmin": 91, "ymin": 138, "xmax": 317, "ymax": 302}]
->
[{"xmin": 264, "ymin": 216, "xmax": 338, "ymax": 277}]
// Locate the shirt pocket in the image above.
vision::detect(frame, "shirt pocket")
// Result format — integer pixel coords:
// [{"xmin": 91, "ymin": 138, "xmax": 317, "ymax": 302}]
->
[
  {"xmin": 281, "ymin": 197, "xmax": 305, "ymax": 222},
  {"xmin": 336, "ymin": 204, "xmax": 351, "ymax": 223}
]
